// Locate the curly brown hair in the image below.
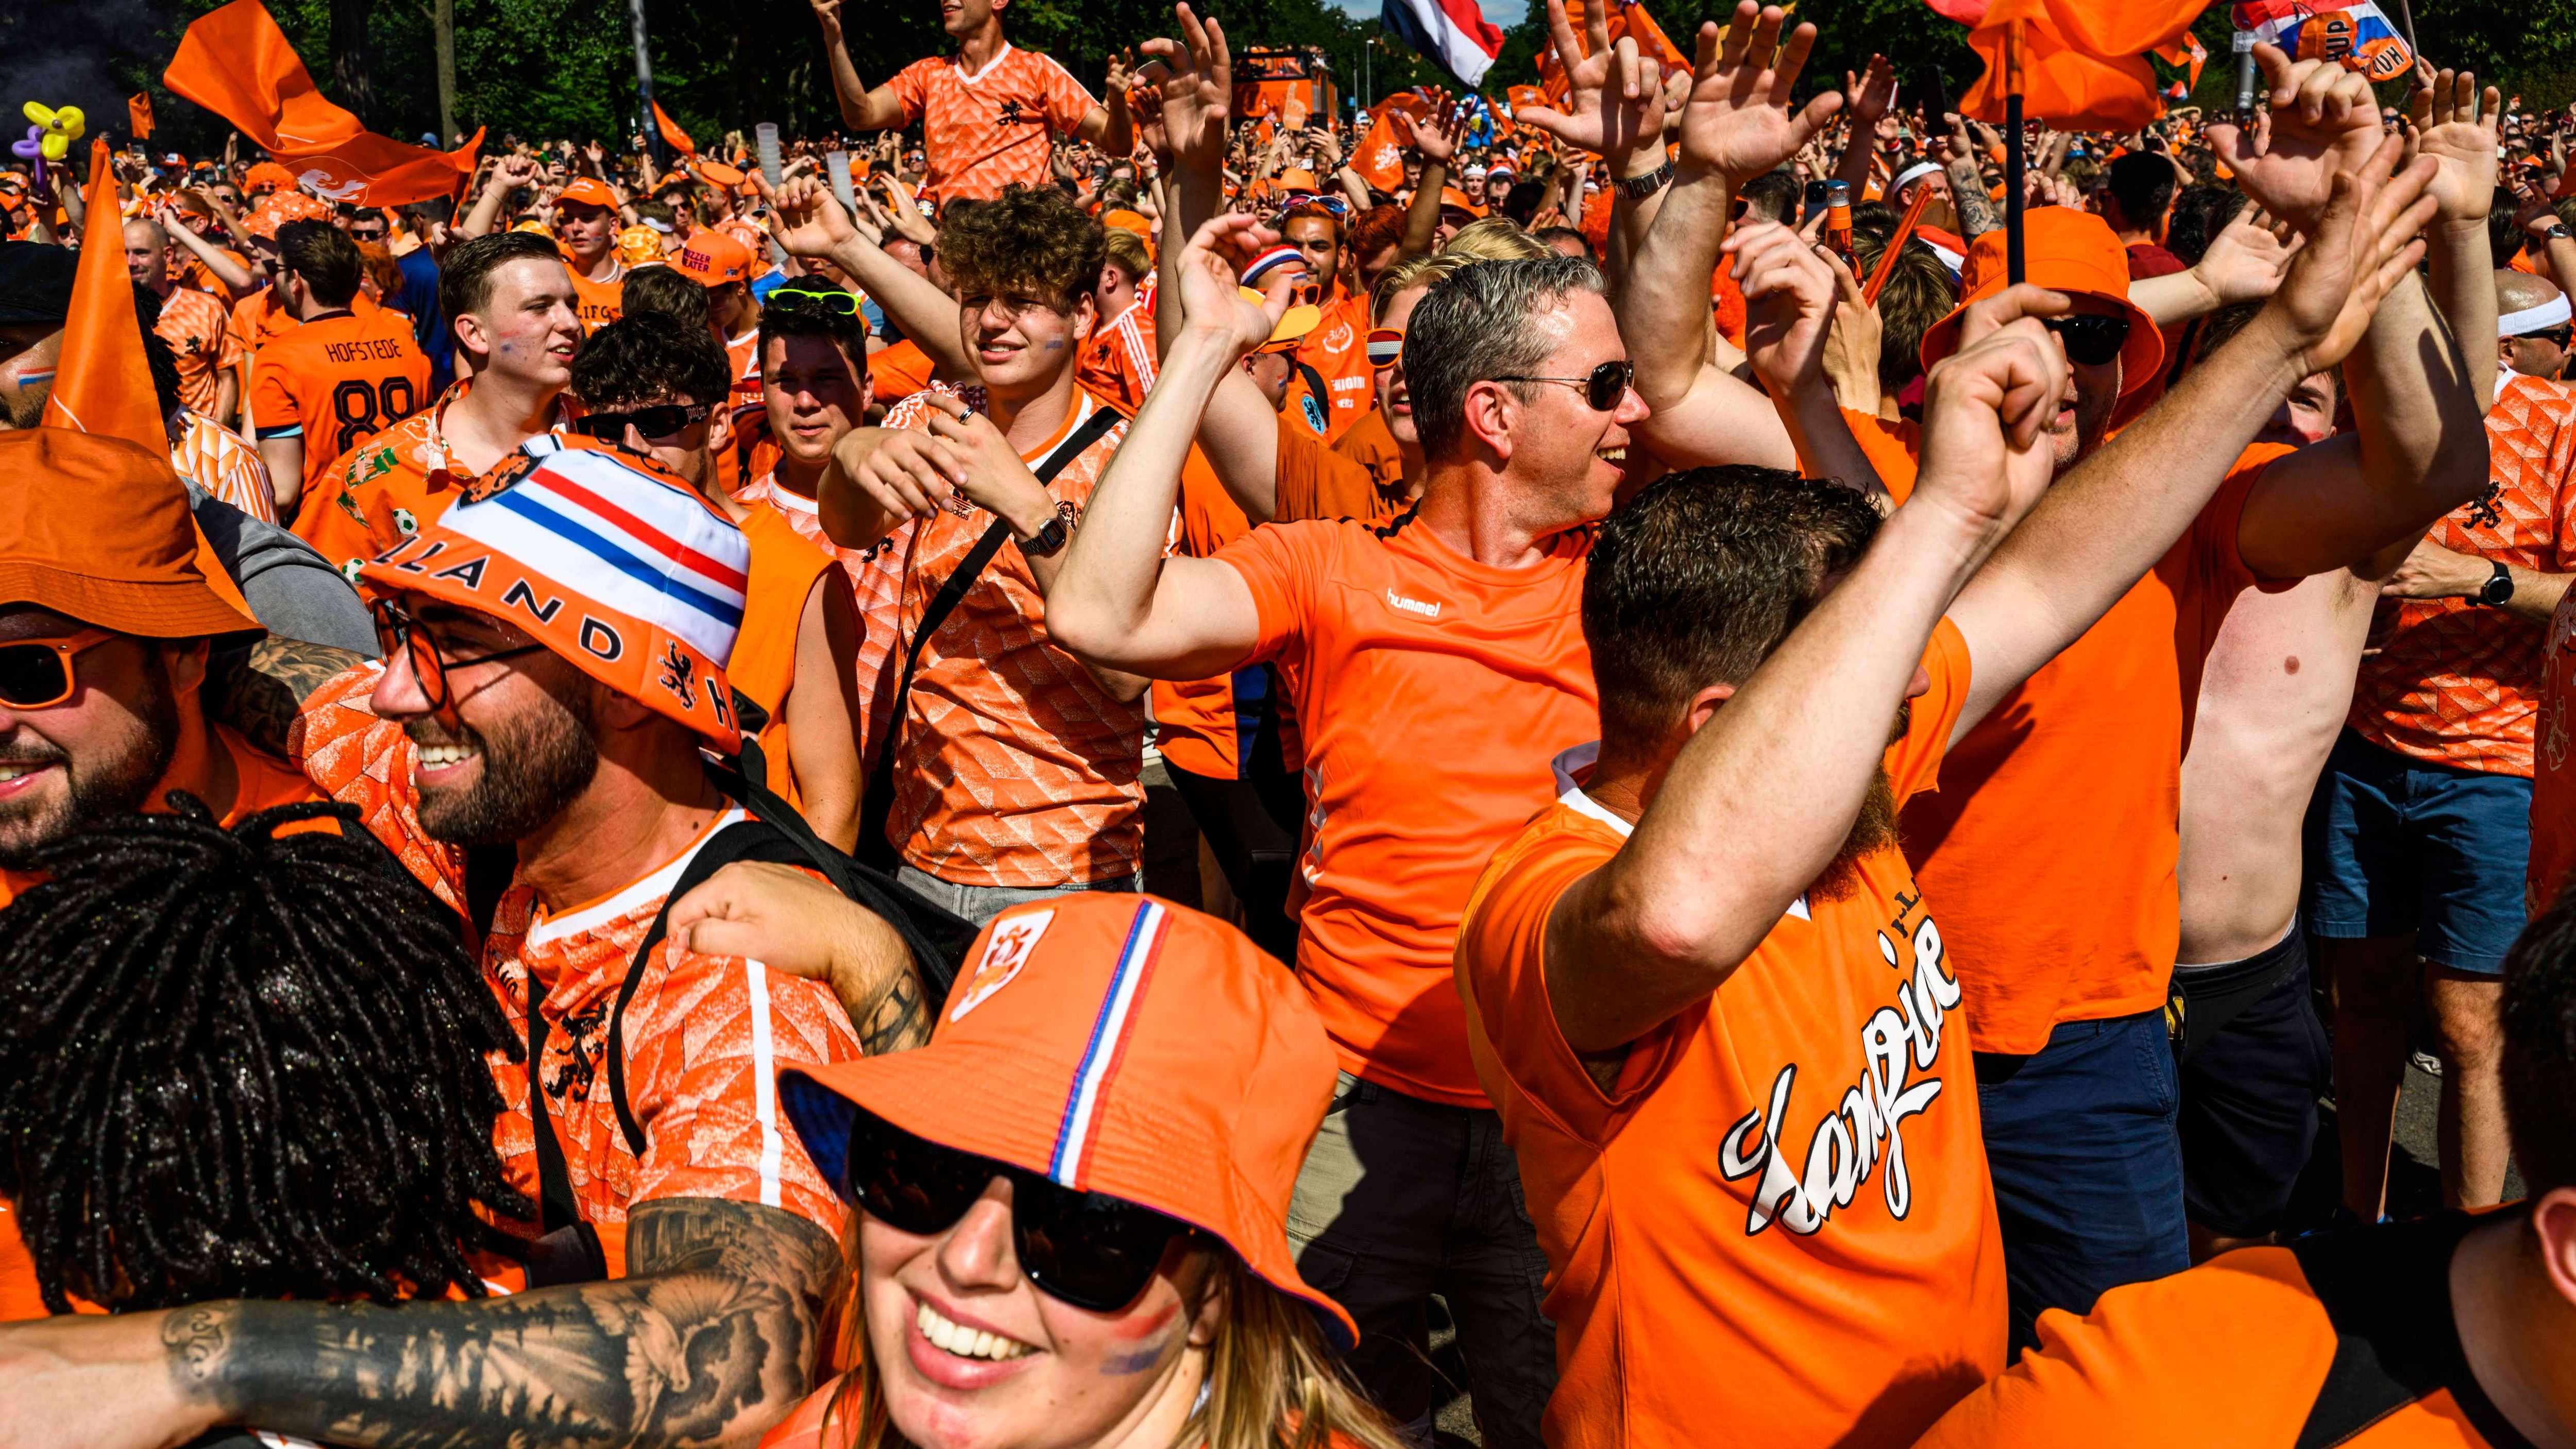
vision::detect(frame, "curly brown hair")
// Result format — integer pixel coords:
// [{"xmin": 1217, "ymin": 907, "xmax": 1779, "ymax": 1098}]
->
[{"xmin": 935, "ymin": 183, "xmax": 1106, "ymax": 315}]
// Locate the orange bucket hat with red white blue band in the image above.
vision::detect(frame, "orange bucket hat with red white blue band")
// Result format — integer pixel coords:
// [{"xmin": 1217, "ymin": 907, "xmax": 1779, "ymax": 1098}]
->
[
  {"xmin": 357, "ymin": 435, "xmax": 750, "ymax": 746},
  {"xmin": 779, "ymin": 893, "xmax": 1360, "ymax": 1351}
]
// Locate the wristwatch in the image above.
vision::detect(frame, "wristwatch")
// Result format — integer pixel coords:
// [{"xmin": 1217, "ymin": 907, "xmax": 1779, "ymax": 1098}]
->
[
  {"xmin": 1016, "ymin": 501, "xmax": 1078, "ymax": 559},
  {"xmin": 2479, "ymin": 560, "xmax": 2516, "ymax": 606},
  {"xmin": 1615, "ymin": 157, "xmax": 1674, "ymax": 203}
]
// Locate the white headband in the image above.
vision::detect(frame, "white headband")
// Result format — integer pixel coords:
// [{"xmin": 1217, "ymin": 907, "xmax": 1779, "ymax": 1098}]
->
[
  {"xmin": 1894, "ymin": 160, "xmax": 1944, "ymax": 191},
  {"xmin": 2502, "ymin": 294, "xmax": 2572, "ymax": 337}
]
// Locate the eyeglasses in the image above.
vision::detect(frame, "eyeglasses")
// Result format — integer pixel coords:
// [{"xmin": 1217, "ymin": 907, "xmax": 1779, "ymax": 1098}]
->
[
  {"xmin": 1490, "ymin": 358, "xmax": 1635, "ymax": 411},
  {"xmin": 371, "ymin": 600, "xmax": 551, "ymax": 713},
  {"xmin": 0, "ymin": 629, "xmax": 114, "ymax": 709},
  {"xmin": 2042, "ymin": 313, "xmax": 2131, "ymax": 367},
  {"xmin": 768, "ymin": 282, "xmax": 860, "ymax": 316},
  {"xmin": 844, "ymin": 1111, "xmax": 1195, "ymax": 1312},
  {"xmin": 959, "ymin": 292, "xmax": 1063, "ymax": 321},
  {"xmin": 1366, "ymin": 328, "xmax": 1405, "ymax": 369},
  {"xmin": 571, "ymin": 401, "xmax": 713, "ymax": 441}
]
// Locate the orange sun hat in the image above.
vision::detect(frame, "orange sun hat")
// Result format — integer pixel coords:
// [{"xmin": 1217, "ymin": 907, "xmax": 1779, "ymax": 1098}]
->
[
  {"xmin": 1916, "ymin": 207, "xmax": 2164, "ymax": 394},
  {"xmin": 0, "ymin": 430, "xmax": 261, "ymax": 640},
  {"xmin": 779, "ymin": 893, "xmax": 1359, "ymax": 1350}
]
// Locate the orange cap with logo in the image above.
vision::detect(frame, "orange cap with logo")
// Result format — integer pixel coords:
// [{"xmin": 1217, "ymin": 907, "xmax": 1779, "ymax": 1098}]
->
[
  {"xmin": 778, "ymin": 893, "xmax": 1358, "ymax": 1350},
  {"xmin": 1916, "ymin": 207, "xmax": 2164, "ymax": 394},
  {"xmin": 555, "ymin": 176, "xmax": 619, "ymax": 211},
  {"xmin": 672, "ymin": 227, "xmax": 754, "ymax": 287},
  {"xmin": 0, "ymin": 430, "xmax": 261, "ymax": 639}
]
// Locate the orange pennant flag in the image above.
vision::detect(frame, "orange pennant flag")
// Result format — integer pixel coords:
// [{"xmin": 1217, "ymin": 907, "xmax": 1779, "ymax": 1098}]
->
[
  {"xmin": 653, "ymin": 99, "xmax": 698, "ymax": 157},
  {"xmin": 163, "ymin": 0, "xmax": 482, "ymax": 206},
  {"xmin": 1540, "ymin": 0, "xmax": 1690, "ymax": 106},
  {"xmin": 128, "ymin": 93, "xmax": 155, "ymax": 140},
  {"xmin": 43, "ymin": 142, "xmax": 164, "ymax": 448},
  {"xmin": 1961, "ymin": 0, "xmax": 2163, "ymax": 131},
  {"xmin": 1352, "ymin": 92, "xmax": 1427, "ymax": 194}
]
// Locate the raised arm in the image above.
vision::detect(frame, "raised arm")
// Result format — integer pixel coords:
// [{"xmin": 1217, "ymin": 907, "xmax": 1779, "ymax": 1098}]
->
[
  {"xmin": 1946, "ymin": 130, "xmax": 2441, "ymax": 738},
  {"xmin": 1544, "ymin": 315, "xmax": 2066, "ymax": 1052},
  {"xmin": 161, "ymin": 203, "xmax": 259, "ymax": 297},
  {"xmin": 1728, "ymin": 219, "xmax": 1886, "ymax": 500},
  {"xmin": 810, "ymin": 0, "xmax": 905, "ymax": 131},
  {"xmin": 1830, "ymin": 56, "xmax": 1896, "ymax": 198},
  {"xmin": 770, "ymin": 178, "xmax": 973, "ymax": 381},
  {"xmin": 2126, "ymin": 200, "xmax": 2298, "ymax": 327},
  {"xmin": 459, "ymin": 154, "xmax": 537, "ymax": 239},
  {"xmin": 1615, "ymin": 2, "xmax": 1838, "ymax": 472}
]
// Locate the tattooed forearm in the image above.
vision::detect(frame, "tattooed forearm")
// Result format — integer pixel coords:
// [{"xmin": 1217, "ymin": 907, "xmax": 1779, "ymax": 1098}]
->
[
  {"xmin": 204, "ymin": 638, "xmax": 370, "ymax": 756},
  {"xmin": 858, "ymin": 963, "xmax": 930, "ymax": 1055},
  {"xmin": 1948, "ymin": 160, "xmax": 2002, "ymax": 238},
  {"xmin": 163, "ymin": 1198, "xmax": 842, "ymax": 1449}
]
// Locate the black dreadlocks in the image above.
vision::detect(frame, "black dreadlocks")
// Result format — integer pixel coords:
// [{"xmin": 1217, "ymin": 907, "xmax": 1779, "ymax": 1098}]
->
[{"xmin": 0, "ymin": 795, "xmax": 534, "ymax": 1312}]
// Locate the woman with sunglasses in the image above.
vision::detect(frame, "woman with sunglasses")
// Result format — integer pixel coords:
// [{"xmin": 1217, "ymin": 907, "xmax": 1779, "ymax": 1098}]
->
[{"xmin": 761, "ymin": 893, "xmax": 1408, "ymax": 1449}]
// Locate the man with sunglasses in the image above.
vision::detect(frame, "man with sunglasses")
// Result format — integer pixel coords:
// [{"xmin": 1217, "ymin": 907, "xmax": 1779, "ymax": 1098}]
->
[
  {"xmin": 1280, "ymin": 201, "xmax": 1375, "ymax": 444},
  {"xmin": 0, "ymin": 427, "xmax": 880, "ymax": 1449}
]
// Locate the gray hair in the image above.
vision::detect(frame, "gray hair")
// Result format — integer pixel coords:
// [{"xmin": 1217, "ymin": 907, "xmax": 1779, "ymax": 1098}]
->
[{"xmin": 1403, "ymin": 254, "xmax": 1607, "ymax": 464}]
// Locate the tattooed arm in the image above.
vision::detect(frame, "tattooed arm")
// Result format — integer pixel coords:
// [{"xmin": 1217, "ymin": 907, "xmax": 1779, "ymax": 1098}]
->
[
  {"xmin": 203, "ymin": 636, "xmax": 371, "ymax": 757},
  {"xmin": 0, "ymin": 1198, "xmax": 840, "ymax": 1449},
  {"xmin": 670, "ymin": 859, "xmax": 935, "ymax": 1055}
]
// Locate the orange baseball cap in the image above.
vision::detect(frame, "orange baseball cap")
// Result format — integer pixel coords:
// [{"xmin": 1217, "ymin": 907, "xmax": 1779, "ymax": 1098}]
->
[
  {"xmin": 0, "ymin": 430, "xmax": 260, "ymax": 640},
  {"xmin": 555, "ymin": 176, "xmax": 618, "ymax": 211},
  {"xmin": 1439, "ymin": 186, "xmax": 1488, "ymax": 219},
  {"xmin": 693, "ymin": 160, "xmax": 747, "ymax": 190},
  {"xmin": 671, "ymin": 227, "xmax": 753, "ymax": 287},
  {"xmin": 358, "ymin": 435, "xmax": 750, "ymax": 745},
  {"xmin": 778, "ymin": 894, "xmax": 1357, "ymax": 1350},
  {"xmin": 1916, "ymin": 207, "xmax": 2163, "ymax": 395},
  {"xmin": 1278, "ymin": 166, "xmax": 1319, "ymax": 193}
]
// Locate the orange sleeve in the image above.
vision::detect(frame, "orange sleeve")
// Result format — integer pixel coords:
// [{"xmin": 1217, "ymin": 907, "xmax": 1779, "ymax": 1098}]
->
[
  {"xmin": 1212, "ymin": 516, "xmax": 1333, "ymax": 668},
  {"xmin": 1041, "ymin": 54, "xmax": 1097, "ymax": 131},
  {"xmin": 1888, "ymin": 617, "xmax": 1972, "ymax": 802},
  {"xmin": 250, "ymin": 346, "xmax": 303, "ymax": 434},
  {"xmin": 1841, "ymin": 408, "xmax": 1920, "ymax": 502},
  {"xmin": 1912, "ymin": 1249, "xmax": 2338, "ymax": 1449},
  {"xmin": 888, "ymin": 58, "xmax": 933, "ymax": 126},
  {"xmin": 1274, "ymin": 415, "xmax": 1381, "ymax": 523}
]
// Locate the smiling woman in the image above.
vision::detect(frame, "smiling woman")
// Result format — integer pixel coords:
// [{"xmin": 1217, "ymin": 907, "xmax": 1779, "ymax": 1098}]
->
[{"xmin": 758, "ymin": 893, "xmax": 1411, "ymax": 1449}]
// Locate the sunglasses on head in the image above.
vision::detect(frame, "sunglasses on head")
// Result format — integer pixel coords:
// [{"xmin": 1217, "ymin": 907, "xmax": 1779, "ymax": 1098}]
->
[
  {"xmin": 769, "ymin": 282, "xmax": 860, "ymax": 316},
  {"xmin": 844, "ymin": 1111, "xmax": 1195, "ymax": 1313},
  {"xmin": 571, "ymin": 401, "xmax": 713, "ymax": 441},
  {"xmin": 0, "ymin": 629, "xmax": 114, "ymax": 709},
  {"xmin": 2041, "ymin": 313, "xmax": 2131, "ymax": 367},
  {"xmin": 1366, "ymin": 327, "xmax": 1404, "ymax": 369},
  {"xmin": 1492, "ymin": 357, "xmax": 1635, "ymax": 411}
]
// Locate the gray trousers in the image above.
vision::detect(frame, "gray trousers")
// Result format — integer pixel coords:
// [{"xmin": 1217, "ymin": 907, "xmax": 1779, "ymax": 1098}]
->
[{"xmin": 894, "ymin": 864, "xmax": 1143, "ymax": 928}]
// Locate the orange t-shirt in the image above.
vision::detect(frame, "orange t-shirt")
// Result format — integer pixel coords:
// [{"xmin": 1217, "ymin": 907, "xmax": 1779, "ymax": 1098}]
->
[
  {"xmin": 1333, "ymin": 405, "xmax": 1405, "ymax": 498},
  {"xmin": 294, "ymin": 380, "xmax": 574, "ymax": 581},
  {"xmin": 156, "ymin": 283, "xmax": 245, "ymax": 418},
  {"xmin": 728, "ymin": 504, "xmax": 841, "ymax": 812},
  {"xmin": 1292, "ymin": 291, "xmax": 1376, "ymax": 444},
  {"xmin": 869, "ymin": 337, "xmax": 938, "ymax": 407},
  {"xmin": 1215, "ymin": 512, "xmax": 1599, "ymax": 1106},
  {"xmin": 1155, "ymin": 444, "xmax": 1264, "ymax": 782},
  {"xmin": 566, "ymin": 260, "xmax": 626, "ymax": 329},
  {"xmin": 231, "ymin": 285, "xmax": 298, "ymax": 365},
  {"xmin": 2349, "ymin": 374, "xmax": 2576, "ymax": 779},
  {"xmin": 2529, "ymin": 586, "xmax": 2576, "ymax": 912},
  {"xmin": 1711, "ymin": 261, "xmax": 1749, "ymax": 351},
  {"xmin": 890, "ymin": 44, "xmax": 1097, "ymax": 203},
  {"xmin": 1455, "ymin": 619, "xmax": 2006, "ymax": 1449},
  {"xmin": 1075, "ymin": 299, "xmax": 1157, "ymax": 417},
  {"xmin": 738, "ymin": 471, "xmax": 914, "ymax": 775},
  {"xmin": 1902, "ymin": 445, "xmax": 2281, "ymax": 1055},
  {"xmin": 177, "ymin": 248, "xmax": 248, "ymax": 301},
  {"xmin": 1913, "ymin": 1214, "xmax": 2525, "ymax": 1449},
  {"xmin": 249, "ymin": 305, "xmax": 433, "ymax": 501},
  {"xmin": 879, "ymin": 387, "xmax": 1144, "ymax": 887},
  {"xmin": 1841, "ymin": 407, "xmax": 1921, "ymax": 499}
]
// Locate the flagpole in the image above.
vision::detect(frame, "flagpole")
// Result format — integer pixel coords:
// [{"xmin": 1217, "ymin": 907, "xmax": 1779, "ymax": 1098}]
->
[
  {"xmin": 627, "ymin": 0, "xmax": 660, "ymax": 167},
  {"xmin": 2004, "ymin": 19, "xmax": 2024, "ymax": 286}
]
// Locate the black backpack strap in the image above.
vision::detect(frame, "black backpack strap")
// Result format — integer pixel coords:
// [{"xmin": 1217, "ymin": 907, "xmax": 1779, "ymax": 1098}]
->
[
  {"xmin": 465, "ymin": 842, "xmax": 516, "ymax": 944},
  {"xmin": 2288, "ymin": 1211, "xmax": 2534, "ymax": 1449},
  {"xmin": 855, "ymin": 400, "xmax": 1123, "ymax": 871},
  {"xmin": 522, "ymin": 996, "xmax": 609, "ymax": 1286}
]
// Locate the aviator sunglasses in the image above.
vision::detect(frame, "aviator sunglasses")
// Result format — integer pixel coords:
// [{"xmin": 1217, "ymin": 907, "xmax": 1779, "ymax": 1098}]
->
[{"xmin": 1491, "ymin": 357, "xmax": 1636, "ymax": 411}]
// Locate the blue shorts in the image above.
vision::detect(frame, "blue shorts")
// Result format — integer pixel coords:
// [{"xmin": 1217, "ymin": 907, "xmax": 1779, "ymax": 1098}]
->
[{"xmin": 2303, "ymin": 727, "xmax": 2530, "ymax": 975}]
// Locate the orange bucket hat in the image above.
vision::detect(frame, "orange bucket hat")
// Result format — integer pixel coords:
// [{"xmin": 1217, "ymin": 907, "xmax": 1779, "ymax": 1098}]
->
[
  {"xmin": 358, "ymin": 435, "xmax": 750, "ymax": 746},
  {"xmin": 779, "ymin": 893, "xmax": 1358, "ymax": 1350},
  {"xmin": 0, "ymin": 430, "xmax": 260, "ymax": 639},
  {"xmin": 1916, "ymin": 207, "xmax": 2164, "ymax": 395}
]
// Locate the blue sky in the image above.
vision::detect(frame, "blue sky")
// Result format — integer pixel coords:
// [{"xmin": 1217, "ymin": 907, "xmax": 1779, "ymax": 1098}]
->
[{"xmin": 1332, "ymin": 0, "xmax": 1532, "ymax": 27}]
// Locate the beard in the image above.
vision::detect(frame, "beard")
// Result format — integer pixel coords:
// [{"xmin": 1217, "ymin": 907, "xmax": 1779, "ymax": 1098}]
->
[
  {"xmin": 2, "ymin": 377, "xmax": 50, "ymax": 431},
  {"xmin": 1805, "ymin": 700, "xmax": 1911, "ymax": 904},
  {"xmin": 411, "ymin": 685, "xmax": 600, "ymax": 847},
  {"xmin": 0, "ymin": 665, "xmax": 180, "ymax": 870}
]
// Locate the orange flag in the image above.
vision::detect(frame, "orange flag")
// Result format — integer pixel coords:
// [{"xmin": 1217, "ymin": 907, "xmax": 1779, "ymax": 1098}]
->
[
  {"xmin": 1541, "ymin": 0, "xmax": 1690, "ymax": 106},
  {"xmin": 43, "ymin": 142, "xmax": 163, "ymax": 448},
  {"xmin": 1960, "ymin": 0, "xmax": 2163, "ymax": 131},
  {"xmin": 128, "ymin": 93, "xmax": 155, "ymax": 140},
  {"xmin": 653, "ymin": 99, "xmax": 698, "ymax": 157},
  {"xmin": 1352, "ymin": 92, "xmax": 1427, "ymax": 193},
  {"xmin": 163, "ymin": 0, "xmax": 482, "ymax": 206},
  {"xmin": 2039, "ymin": 0, "xmax": 2202, "ymax": 63}
]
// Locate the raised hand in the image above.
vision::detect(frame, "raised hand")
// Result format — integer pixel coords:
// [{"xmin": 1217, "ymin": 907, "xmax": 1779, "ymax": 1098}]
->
[
  {"xmin": 1919, "ymin": 284, "xmax": 2073, "ymax": 536},
  {"xmin": 1846, "ymin": 55, "xmax": 1896, "ymax": 130},
  {"xmin": 1516, "ymin": 0, "xmax": 1664, "ymax": 162},
  {"xmin": 2191, "ymin": 201, "xmax": 2301, "ymax": 305},
  {"xmin": 1140, "ymin": 4, "xmax": 1231, "ymax": 178},
  {"xmin": 2262, "ymin": 132, "xmax": 2442, "ymax": 377},
  {"xmin": 1675, "ymin": 2, "xmax": 1843, "ymax": 185},
  {"xmin": 2206, "ymin": 44, "xmax": 2388, "ymax": 235},
  {"xmin": 1394, "ymin": 91, "xmax": 1465, "ymax": 164},
  {"xmin": 2407, "ymin": 66, "xmax": 2502, "ymax": 226},
  {"xmin": 768, "ymin": 175, "xmax": 859, "ymax": 259},
  {"xmin": 1729, "ymin": 219, "xmax": 1839, "ymax": 395},
  {"xmin": 1173, "ymin": 212, "xmax": 1287, "ymax": 360}
]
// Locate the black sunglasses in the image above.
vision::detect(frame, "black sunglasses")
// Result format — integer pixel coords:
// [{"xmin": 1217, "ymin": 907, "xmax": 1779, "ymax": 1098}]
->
[
  {"xmin": 370, "ymin": 599, "xmax": 551, "ymax": 713},
  {"xmin": 571, "ymin": 401, "xmax": 711, "ymax": 440},
  {"xmin": 2527, "ymin": 323, "xmax": 2575, "ymax": 349},
  {"xmin": 1491, "ymin": 358, "xmax": 1635, "ymax": 411},
  {"xmin": 844, "ymin": 1112, "xmax": 1195, "ymax": 1313},
  {"xmin": 2042, "ymin": 313, "xmax": 2131, "ymax": 367}
]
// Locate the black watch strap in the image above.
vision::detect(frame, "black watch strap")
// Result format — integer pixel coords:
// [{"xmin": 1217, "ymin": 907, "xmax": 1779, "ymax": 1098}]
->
[
  {"xmin": 1016, "ymin": 505, "xmax": 1074, "ymax": 559},
  {"xmin": 1615, "ymin": 157, "xmax": 1674, "ymax": 203},
  {"xmin": 2480, "ymin": 560, "xmax": 2515, "ymax": 606}
]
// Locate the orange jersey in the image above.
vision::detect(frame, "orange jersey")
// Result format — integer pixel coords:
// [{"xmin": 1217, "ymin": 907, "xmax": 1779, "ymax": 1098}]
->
[
  {"xmin": 890, "ymin": 44, "xmax": 1097, "ymax": 204},
  {"xmin": 1333, "ymin": 406, "xmax": 1405, "ymax": 498},
  {"xmin": 1154, "ymin": 445, "xmax": 1263, "ymax": 782},
  {"xmin": 1291, "ymin": 292, "xmax": 1376, "ymax": 443},
  {"xmin": 1841, "ymin": 407, "xmax": 1921, "ymax": 497},
  {"xmin": 231, "ymin": 285, "xmax": 298, "ymax": 363},
  {"xmin": 727, "ymin": 504, "xmax": 839, "ymax": 812},
  {"xmin": 1214, "ymin": 510, "xmax": 1598, "ymax": 1106},
  {"xmin": 2349, "ymin": 374, "xmax": 2576, "ymax": 778},
  {"xmin": 155, "ymin": 283, "xmax": 245, "ymax": 418},
  {"xmin": 176, "ymin": 247, "xmax": 248, "ymax": 300},
  {"xmin": 566, "ymin": 261, "xmax": 625, "ymax": 329},
  {"xmin": 1913, "ymin": 1213, "xmax": 2528, "ymax": 1449},
  {"xmin": 1456, "ymin": 619, "xmax": 2004, "ymax": 1449},
  {"xmin": 1075, "ymin": 299, "xmax": 1157, "ymax": 416},
  {"xmin": 1901, "ymin": 448, "xmax": 2278, "ymax": 1055},
  {"xmin": 737, "ymin": 471, "xmax": 914, "ymax": 775},
  {"xmin": 2531, "ymin": 585, "xmax": 2576, "ymax": 912},
  {"xmin": 869, "ymin": 336, "xmax": 938, "ymax": 406},
  {"xmin": 880, "ymin": 387, "xmax": 1144, "ymax": 887},
  {"xmin": 171, "ymin": 408, "xmax": 278, "ymax": 523},
  {"xmin": 248, "ymin": 306, "xmax": 432, "ymax": 501},
  {"xmin": 294, "ymin": 380, "xmax": 575, "ymax": 581}
]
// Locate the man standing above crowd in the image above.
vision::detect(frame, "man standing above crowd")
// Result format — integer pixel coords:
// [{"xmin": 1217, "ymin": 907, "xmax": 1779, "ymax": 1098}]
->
[
  {"xmin": 808, "ymin": 0, "xmax": 1130, "ymax": 207},
  {"xmin": 124, "ymin": 216, "xmax": 243, "ymax": 429}
]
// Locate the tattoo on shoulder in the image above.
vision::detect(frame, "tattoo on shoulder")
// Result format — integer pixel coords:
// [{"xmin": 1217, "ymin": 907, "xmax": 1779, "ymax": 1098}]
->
[
  {"xmin": 203, "ymin": 638, "xmax": 370, "ymax": 756},
  {"xmin": 162, "ymin": 1199, "xmax": 843, "ymax": 1449}
]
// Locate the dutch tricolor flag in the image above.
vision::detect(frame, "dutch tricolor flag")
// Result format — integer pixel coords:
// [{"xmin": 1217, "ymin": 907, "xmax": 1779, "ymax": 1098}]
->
[{"xmin": 1382, "ymin": 0, "xmax": 1506, "ymax": 89}]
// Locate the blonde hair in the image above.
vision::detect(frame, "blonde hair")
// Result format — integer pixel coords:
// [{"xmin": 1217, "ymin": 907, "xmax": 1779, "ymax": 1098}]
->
[
  {"xmin": 1439, "ymin": 216, "xmax": 1550, "ymax": 263},
  {"xmin": 1101, "ymin": 228, "xmax": 1153, "ymax": 284},
  {"xmin": 817, "ymin": 1245, "xmax": 1410, "ymax": 1449}
]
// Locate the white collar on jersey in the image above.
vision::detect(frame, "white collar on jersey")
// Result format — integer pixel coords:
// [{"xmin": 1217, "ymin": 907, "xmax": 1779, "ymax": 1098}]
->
[
  {"xmin": 954, "ymin": 41, "xmax": 1015, "ymax": 84},
  {"xmin": 1549, "ymin": 741, "xmax": 1811, "ymax": 922}
]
